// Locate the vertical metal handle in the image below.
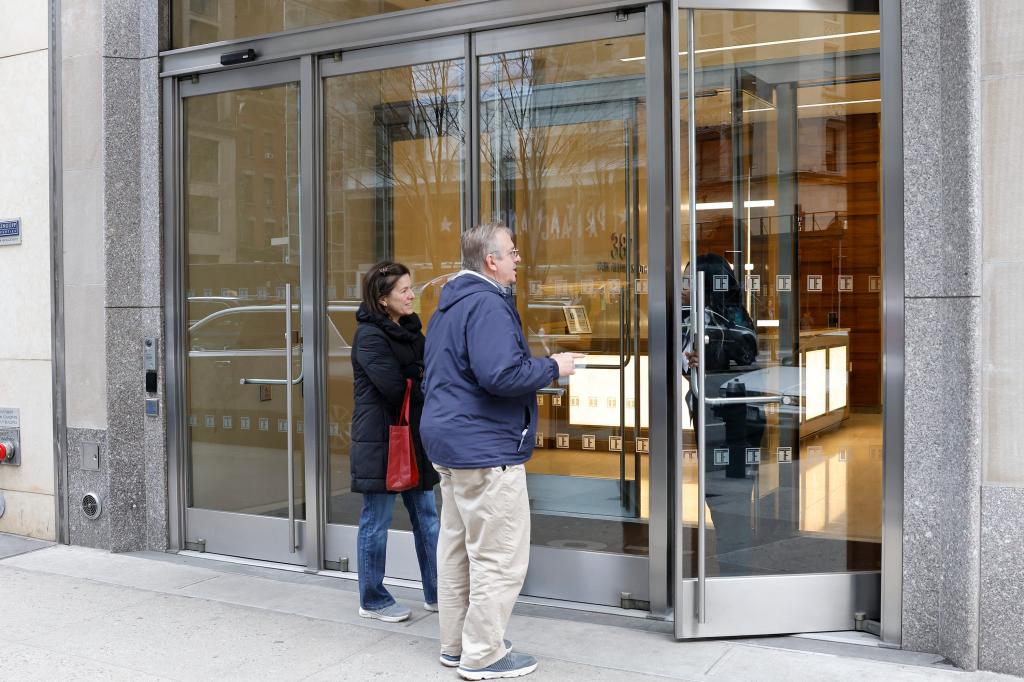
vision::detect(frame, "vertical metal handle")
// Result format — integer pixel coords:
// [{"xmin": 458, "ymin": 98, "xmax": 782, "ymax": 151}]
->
[
  {"xmin": 285, "ymin": 284, "xmax": 296, "ymax": 553},
  {"xmin": 695, "ymin": 271, "xmax": 707, "ymax": 624}
]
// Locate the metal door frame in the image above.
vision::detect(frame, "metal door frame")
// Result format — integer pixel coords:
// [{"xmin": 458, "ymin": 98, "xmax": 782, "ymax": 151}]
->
[
  {"xmin": 165, "ymin": 58, "xmax": 316, "ymax": 567},
  {"xmin": 669, "ymin": 0, "xmax": 902, "ymax": 644},
  {"xmin": 160, "ymin": 0, "xmax": 902, "ymax": 639}
]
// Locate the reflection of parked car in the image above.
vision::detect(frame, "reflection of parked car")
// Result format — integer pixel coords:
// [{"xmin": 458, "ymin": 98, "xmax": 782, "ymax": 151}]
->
[
  {"xmin": 187, "ymin": 302, "xmax": 357, "ymax": 454},
  {"xmin": 682, "ymin": 308, "xmax": 758, "ymax": 368}
]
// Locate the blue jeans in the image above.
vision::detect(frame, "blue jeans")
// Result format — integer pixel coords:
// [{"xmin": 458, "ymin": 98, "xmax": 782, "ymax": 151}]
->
[{"xmin": 357, "ymin": 490, "xmax": 439, "ymax": 610}]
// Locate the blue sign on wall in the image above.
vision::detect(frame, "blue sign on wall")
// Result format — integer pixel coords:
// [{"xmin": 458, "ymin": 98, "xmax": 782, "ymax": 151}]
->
[{"xmin": 0, "ymin": 218, "xmax": 21, "ymax": 246}]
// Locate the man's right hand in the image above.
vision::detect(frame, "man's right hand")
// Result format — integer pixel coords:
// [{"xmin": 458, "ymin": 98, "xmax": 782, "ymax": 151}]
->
[{"xmin": 551, "ymin": 352, "xmax": 586, "ymax": 377}]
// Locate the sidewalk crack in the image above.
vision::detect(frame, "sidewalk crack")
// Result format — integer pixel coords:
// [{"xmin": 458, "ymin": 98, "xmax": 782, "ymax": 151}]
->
[{"xmin": 703, "ymin": 646, "xmax": 734, "ymax": 676}]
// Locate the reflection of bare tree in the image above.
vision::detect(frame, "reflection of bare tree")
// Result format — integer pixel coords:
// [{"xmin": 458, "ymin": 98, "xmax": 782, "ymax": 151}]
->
[
  {"xmin": 326, "ymin": 60, "xmax": 465, "ymax": 275},
  {"xmin": 479, "ymin": 51, "xmax": 637, "ymax": 273}
]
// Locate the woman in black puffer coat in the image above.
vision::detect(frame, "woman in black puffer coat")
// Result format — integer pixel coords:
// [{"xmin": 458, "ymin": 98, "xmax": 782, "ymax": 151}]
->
[{"xmin": 350, "ymin": 261, "xmax": 440, "ymax": 623}]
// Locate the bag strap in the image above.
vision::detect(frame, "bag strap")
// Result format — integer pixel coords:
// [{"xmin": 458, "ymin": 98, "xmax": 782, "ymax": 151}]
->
[{"xmin": 397, "ymin": 378, "xmax": 412, "ymax": 426}]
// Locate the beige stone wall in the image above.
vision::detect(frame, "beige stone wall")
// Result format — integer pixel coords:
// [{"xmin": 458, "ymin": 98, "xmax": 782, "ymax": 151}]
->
[
  {"xmin": 982, "ymin": 0, "xmax": 1024, "ymax": 486},
  {"xmin": 61, "ymin": 0, "xmax": 107, "ymax": 430},
  {"xmin": 0, "ymin": 0, "xmax": 55, "ymax": 539}
]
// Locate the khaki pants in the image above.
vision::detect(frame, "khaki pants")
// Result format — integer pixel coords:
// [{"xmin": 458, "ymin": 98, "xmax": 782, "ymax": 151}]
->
[{"xmin": 433, "ymin": 463, "xmax": 530, "ymax": 669}]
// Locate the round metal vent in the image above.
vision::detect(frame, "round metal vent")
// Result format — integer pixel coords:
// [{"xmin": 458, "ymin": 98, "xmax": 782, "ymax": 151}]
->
[{"xmin": 81, "ymin": 493, "xmax": 102, "ymax": 520}]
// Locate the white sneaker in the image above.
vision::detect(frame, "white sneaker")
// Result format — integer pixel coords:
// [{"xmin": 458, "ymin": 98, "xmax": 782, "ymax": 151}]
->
[
  {"xmin": 457, "ymin": 652, "xmax": 538, "ymax": 680},
  {"xmin": 358, "ymin": 603, "xmax": 411, "ymax": 623},
  {"xmin": 424, "ymin": 602, "xmax": 438, "ymax": 612}
]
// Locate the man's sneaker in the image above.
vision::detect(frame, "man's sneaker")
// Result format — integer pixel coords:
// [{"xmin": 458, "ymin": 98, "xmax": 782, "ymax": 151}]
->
[
  {"xmin": 358, "ymin": 603, "xmax": 411, "ymax": 623},
  {"xmin": 457, "ymin": 651, "xmax": 537, "ymax": 680},
  {"xmin": 439, "ymin": 640, "xmax": 512, "ymax": 668},
  {"xmin": 424, "ymin": 602, "xmax": 438, "ymax": 612}
]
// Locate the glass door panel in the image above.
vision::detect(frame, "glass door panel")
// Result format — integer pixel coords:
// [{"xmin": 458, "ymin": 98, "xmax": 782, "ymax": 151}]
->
[
  {"xmin": 321, "ymin": 42, "xmax": 465, "ymax": 567},
  {"xmin": 678, "ymin": 8, "xmax": 883, "ymax": 637},
  {"xmin": 477, "ymin": 11, "xmax": 651, "ymax": 602},
  {"xmin": 183, "ymin": 74, "xmax": 306, "ymax": 564}
]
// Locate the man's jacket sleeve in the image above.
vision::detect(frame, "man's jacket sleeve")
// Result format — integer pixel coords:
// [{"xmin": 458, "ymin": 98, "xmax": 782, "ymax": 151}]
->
[{"xmin": 465, "ymin": 298, "xmax": 557, "ymax": 398}]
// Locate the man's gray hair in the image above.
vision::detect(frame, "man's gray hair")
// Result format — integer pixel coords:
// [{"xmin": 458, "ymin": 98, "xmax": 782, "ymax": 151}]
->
[{"xmin": 462, "ymin": 222, "xmax": 513, "ymax": 273}]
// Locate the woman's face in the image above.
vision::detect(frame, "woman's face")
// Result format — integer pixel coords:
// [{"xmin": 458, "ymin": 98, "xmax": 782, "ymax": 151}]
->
[{"xmin": 382, "ymin": 274, "xmax": 415, "ymax": 319}]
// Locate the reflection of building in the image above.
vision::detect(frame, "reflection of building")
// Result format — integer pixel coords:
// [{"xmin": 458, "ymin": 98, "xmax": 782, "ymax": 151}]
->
[{"xmin": 2, "ymin": 0, "xmax": 1022, "ymax": 676}]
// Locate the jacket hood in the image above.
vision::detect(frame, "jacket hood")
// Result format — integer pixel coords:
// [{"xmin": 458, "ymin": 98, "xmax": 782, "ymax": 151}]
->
[
  {"xmin": 356, "ymin": 302, "xmax": 422, "ymax": 342},
  {"xmin": 436, "ymin": 270, "xmax": 508, "ymax": 312}
]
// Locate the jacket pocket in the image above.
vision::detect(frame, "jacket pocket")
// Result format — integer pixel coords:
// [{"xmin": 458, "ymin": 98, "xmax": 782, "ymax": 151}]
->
[{"xmin": 517, "ymin": 404, "xmax": 532, "ymax": 452}]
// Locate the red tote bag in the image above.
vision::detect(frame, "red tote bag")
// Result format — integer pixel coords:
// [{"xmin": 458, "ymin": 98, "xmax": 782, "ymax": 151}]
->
[{"xmin": 386, "ymin": 379, "xmax": 420, "ymax": 491}]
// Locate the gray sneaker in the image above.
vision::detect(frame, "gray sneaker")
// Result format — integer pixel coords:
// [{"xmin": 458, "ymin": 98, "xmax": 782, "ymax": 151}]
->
[
  {"xmin": 440, "ymin": 640, "xmax": 512, "ymax": 668},
  {"xmin": 358, "ymin": 603, "xmax": 411, "ymax": 623},
  {"xmin": 457, "ymin": 651, "xmax": 537, "ymax": 680}
]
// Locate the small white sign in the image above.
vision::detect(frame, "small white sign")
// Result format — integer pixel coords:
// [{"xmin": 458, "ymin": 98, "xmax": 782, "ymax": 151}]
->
[
  {"xmin": 239, "ymin": 287, "xmax": 249, "ymax": 299},
  {"xmin": 0, "ymin": 407, "xmax": 19, "ymax": 429},
  {"xmin": 635, "ymin": 437, "xmax": 649, "ymax": 453},
  {"xmin": 683, "ymin": 449, "xmax": 697, "ymax": 463},
  {"xmin": 745, "ymin": 275, "xmax": 761, "ymax": 293},
  {"xmin": 0, "ymin": 218, "xmax": 22, "ymax": 246},
  {"xmin": 277, "ymin": 419, "xmax": 288, "ymax": 433},
  {"xmin": 570, "ymin": 396, "xmax": 580, "ymax": 407},
  {"xmin": 204, "ymin": 415, "xmax": 215, "ymax": 429},
  {"xmin": 270, "ymin": 236, "xmax": 290, "ymax": 246},
  {"xmin": 258, "ymin": 417, "xmax": 270, "ymax": 432},
  {"xmin": 222, "ymin": 416, "xmax": 233, "ymax": 429},
  {"xmin": 535, "ymin": 432, "xmax": 545, "ymax": 448},
  {"xmin": 635, "ymin": 278, "xmax": 648, "ymax": 295},
  {"xmin": 588, "ymin": 397, "xmax": 599, "ymax": 408},
  {"xmin": 745, "ymin": 447, "xmax": 761, "ymax": 464},
  {"xmin": 609, "ymin": 436, "xmax": 623, "ymax": 452},
  {"xmin": 552, "ymin": 395, "xmax": 562, "ymax": 407},
  {"xmin": 556, "ymin": 433, "xmax": 570, "ymax": 449},
  {"xmin": 582, "ymin": 435, "xmax": 596, "ymax": 450},
  {"xmin": 606, "ymin": 397, "xmax": 617, "ymax": 409},
  {"xmin": 777, "ymin": 447, "xmax": 793, "ymax": 463},
  {"xmin": 240, "ymin": 416, "xmax": 251, "ymax": 430},
  {"xmin": 713, "ymin": 448, "xmax": 729, "ymax": 466},
  {"xmin": 807, "ymin": 275, "xmax": 823, "ymax": 292},
  {"xmin": 537, "ymin": 395, "xmax": 545, "ymax": 406},
  {"xmin": 777, "ymin": 274, "xmax": 792, "ymax": 292},
  {"xmin": 329, "ymin": 422, "xmax": 340, "ymax": 436},
  {"xmin": 713, "ymin": 275, "xmax": 729, "ymax": 292},
  {"xmin": 869, "ymin": 275, "xmax": 882, "ymax": 292},
  {"xmin": 188, "ymin": 415, "xmax": 197, "ymax": 427},
  {"xmin": 838, "ymin": 275, "xmax": 854, "ymax": 292},
  {"xmin": 296, "ymin": 420, "xmax": 303, "ymax": 433}
]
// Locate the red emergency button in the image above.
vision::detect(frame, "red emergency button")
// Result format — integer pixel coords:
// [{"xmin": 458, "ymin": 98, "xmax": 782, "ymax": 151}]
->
[{"xmin": 0, "ymin": 441, "xmax": 15, "ymax": 462}]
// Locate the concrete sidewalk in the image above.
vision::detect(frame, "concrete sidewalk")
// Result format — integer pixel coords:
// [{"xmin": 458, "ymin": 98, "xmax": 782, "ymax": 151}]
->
[{"xmin": 0, "ymin": 539, "xmax": 1014, "ymax": 681}]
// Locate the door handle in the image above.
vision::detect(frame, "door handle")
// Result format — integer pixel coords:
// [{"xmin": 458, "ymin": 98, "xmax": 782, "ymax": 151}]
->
[
  {"xmin": 284, "ymin": 283, "xmax": 297, "ymax": 554},
  {"xmin": 694, "ymin": 271, "xmax": 708, "ymax": 624}
]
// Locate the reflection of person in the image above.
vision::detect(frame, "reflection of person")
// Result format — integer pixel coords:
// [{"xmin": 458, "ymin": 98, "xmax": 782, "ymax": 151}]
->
[
  {"xmin": 683, "ymin": 257, "xmax": 765, "ymax": 568},
  {"xmin": 350, "ymin": 261, "xmax": 440, "ymax": 623},
  {"xmin": 421, "ymin": 223, "xmax": 580, "ymax": 679}
]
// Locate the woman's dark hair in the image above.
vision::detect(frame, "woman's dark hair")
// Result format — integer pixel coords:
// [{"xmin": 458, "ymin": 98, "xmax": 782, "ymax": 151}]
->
[{"xmin": 362, "ymin": 261, "xmax": 411, "ymax": 317}]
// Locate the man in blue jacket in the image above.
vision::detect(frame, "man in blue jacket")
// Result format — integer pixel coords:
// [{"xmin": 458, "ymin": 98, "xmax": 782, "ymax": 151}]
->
[{"xmin": 421, "ymin": 223, "xmax": 579, "ymax": 680}]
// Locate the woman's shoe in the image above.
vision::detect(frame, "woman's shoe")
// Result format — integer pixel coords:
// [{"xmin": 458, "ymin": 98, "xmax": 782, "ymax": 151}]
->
[
  {"xmin": 358, "ymin": 603, "xmax": 411, "ymax": 622},
  {"xmin": 424, "ymin": 602, "xmax": 438, "ymax": 612}
]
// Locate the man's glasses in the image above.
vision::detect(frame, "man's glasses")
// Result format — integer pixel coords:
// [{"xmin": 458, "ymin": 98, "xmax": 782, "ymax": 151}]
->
[{"xmin": 490, "ymin": 248, "xmax": 520, "ymax": 259}]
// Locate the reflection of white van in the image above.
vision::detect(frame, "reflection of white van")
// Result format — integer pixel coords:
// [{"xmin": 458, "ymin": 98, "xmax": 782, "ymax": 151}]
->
[
  {"xmin": 187, "ymin": 302, "xmax": 357, "ymax": 452},
  {"xmin": 730, "ymin": 363, "xmax": 848, "ymax": 438}
]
